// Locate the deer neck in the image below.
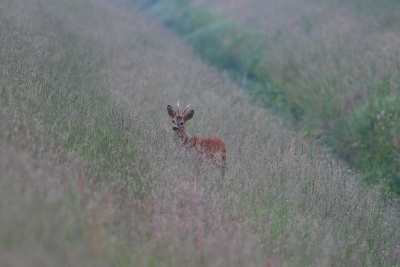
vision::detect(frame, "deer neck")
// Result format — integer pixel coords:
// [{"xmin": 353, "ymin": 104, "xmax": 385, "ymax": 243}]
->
[{"xmin": 176, "ymin": 128, "xmax": 191, "ymax": 144}]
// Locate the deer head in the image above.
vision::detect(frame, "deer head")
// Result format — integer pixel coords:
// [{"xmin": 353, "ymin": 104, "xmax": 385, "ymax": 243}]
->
[{"xmin": 167, "ymin": 101, "xmax": 194, "ymax": 132}]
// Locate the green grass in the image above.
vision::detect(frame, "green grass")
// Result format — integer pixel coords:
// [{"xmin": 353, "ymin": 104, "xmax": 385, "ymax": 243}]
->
[
  {"xmin": 142, "ymin": 0, "xmax": 265, "ymax": 75},
  {"xmin": 1, "ymin": 0, "xmax": 400, "ymax": 266},
  {"xmin": 343, "ymin": 89, "xmax": 400, "ymax": 191}
]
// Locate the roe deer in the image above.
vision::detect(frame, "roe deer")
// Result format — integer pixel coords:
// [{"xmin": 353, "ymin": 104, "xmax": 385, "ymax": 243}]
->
[{"xmin": 167, "ymin": 101, "xmax": 227, "ymax": 175}]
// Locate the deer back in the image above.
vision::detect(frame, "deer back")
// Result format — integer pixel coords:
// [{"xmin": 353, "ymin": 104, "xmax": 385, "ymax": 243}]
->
[{"xmin": 191, "ymin": 136, "xmax": 227, "ymax": 159}]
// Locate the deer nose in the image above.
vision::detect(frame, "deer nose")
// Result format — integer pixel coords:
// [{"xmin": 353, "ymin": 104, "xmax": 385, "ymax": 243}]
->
[{"xmin": 173, "ymin": 126, "xmax": 179, "ymax": 131}]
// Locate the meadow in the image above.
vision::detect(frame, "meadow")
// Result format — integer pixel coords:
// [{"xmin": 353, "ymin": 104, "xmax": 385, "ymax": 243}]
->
[
  {"xmin": 0, "ymin": 0, "xmax": 399, "ymax": 266},
  {"xmin": 137, "ymin": 0, "xmax": 400, "ymax": 193}
]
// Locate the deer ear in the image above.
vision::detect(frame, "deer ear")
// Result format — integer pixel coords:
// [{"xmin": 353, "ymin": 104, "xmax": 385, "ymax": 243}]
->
[
  {"xmin": 184, "ymin": 110, "xmax": 194, "ymax": 121},
  {"xmin": 167, "ymin": 105, "xmax": 176, "ymax": 118}
]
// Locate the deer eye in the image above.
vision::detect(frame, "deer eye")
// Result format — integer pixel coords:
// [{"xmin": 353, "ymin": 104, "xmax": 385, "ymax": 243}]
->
[
  {"xmin": 180, "ymin": 122, "xmax": 184, "ymax": 125},
  {"xmin": 172, "ymin": 120, "xmax": 175, "ymax": 123}
]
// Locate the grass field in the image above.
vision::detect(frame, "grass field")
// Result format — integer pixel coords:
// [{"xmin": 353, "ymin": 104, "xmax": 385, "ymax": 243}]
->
[
  {"xmin": 137, "ymin": 0, "xmax": 400, "ymax": 193},
  {"xmin": 0, "ymin": 0, "xmax": 399, "ymax": 266}
]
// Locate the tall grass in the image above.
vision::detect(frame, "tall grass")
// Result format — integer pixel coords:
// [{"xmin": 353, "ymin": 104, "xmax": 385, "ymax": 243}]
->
[
  {"xmin": 1, "ymin": 0, "xmax": 399, "ymax": 266},
  {"xmin": 135, "ymin": 0, "xmax": 400, "ymax": 193}
]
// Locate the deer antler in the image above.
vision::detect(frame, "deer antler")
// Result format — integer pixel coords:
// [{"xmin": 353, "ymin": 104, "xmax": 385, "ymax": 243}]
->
[
  {"xmin": 182, "ymin": 104, "xmax": 190, "ymax": 115},
  {"xmin": 177, "ymin": 100, "xmax": 180, "ymax": 114}
]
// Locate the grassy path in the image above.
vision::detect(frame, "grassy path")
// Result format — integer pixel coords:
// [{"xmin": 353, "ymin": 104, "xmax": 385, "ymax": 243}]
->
[{"xmin": 0, "ymin": 0, "xmax": 399, "ymax": 266}]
